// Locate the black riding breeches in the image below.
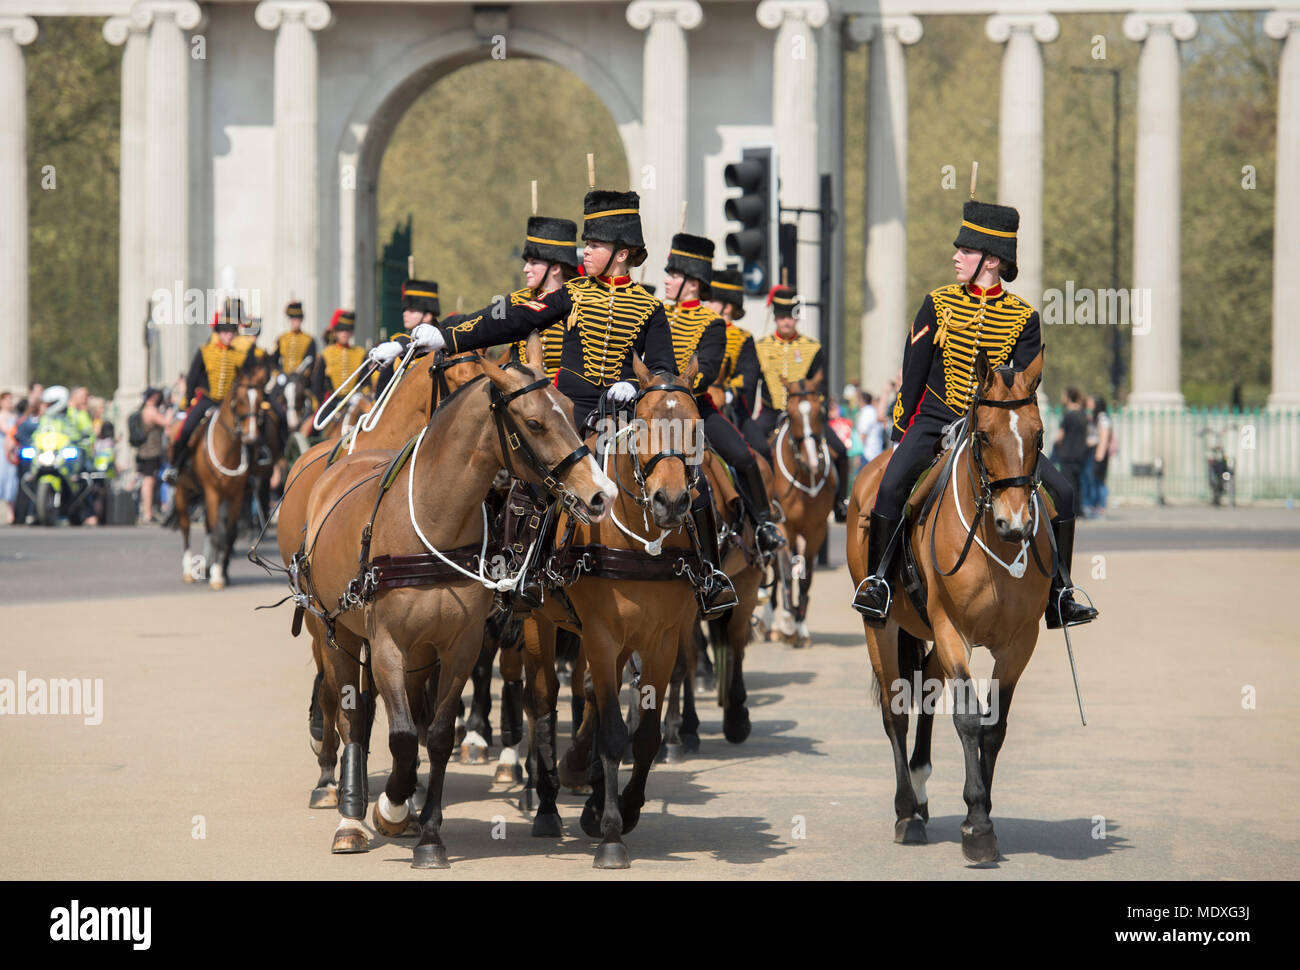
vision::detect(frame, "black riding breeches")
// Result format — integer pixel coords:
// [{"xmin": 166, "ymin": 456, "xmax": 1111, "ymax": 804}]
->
[
  {"xmin": 873, "ymin": 412, "xmax": 1074, "ymax": 522},
  {"xmin": 179, "ymin": 397, "xmax": 218, "ymax": 443},
  {"xmin": 699, "ymin": 397, "xmax": 756, "ymax": 471}
]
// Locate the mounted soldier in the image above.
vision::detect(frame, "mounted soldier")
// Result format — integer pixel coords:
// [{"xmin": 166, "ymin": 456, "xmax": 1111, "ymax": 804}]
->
[
  {"xmin": 269, "ymin": 300, "xmax": 317, "ymax": 375},
  {"xmin": 511, "ymin": 214, "xmax": 579, "ymax": 377},
  {"xmin": 427, "ymin": 188, "xmax": 738, "ymax": 617},
  {"xmin": 752, "ymin": 288, "xmax": 851, "ymax": 522},
  {"xmin": 373, "ymin": 278, "xmax": 443, "ymax": 396},
  {"xmin": 662, "ymin": 233, "xmax": 784, "ymax": 555},
  {"xmin": 705, "ymin": 266, "xmax": 764, "ymax": 451},
  {"xmin": 311, "ymin": 308, "xmax": 369, "ymax": 404},
  {"xmin": 851, "ymin": 199, "xmax": 1099, "ymax": 631},
  {"xmin": 165, "ymin": 297, "xmax": 257, "ymax": 484}
]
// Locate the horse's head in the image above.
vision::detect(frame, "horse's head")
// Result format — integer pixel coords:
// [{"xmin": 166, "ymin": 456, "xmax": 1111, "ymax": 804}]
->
[
  {"xmin": 784, "ymin": 368, "xmax": 827, "ymax": 481},
  {"xmin": 630, "ymin": 352, "xmax": 702, "ymax": 530},
  {"xmin": 971, "ymin": 349, "xmax": 1045, "ymax": 544},
  {"xmin": 228, "ymin": 373, "xmax": 266, "ymax": 447},
  {"xmin": 274, "ymin": 356, "xmax": 314, "ymax": 429},
  {"xmin": 479, "ymin": 331, "xmax": 615, "ymax": 523}
]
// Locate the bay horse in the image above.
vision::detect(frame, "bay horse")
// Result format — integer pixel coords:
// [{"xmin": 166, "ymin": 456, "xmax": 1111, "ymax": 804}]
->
[
  {"xmin": 267, "ymin": 348, "xmax": 479, "ymax": 801},
  {"xmin": 766, "ymin": 370, "xmax": 836, "ymax": 649},
  {"xmin": 846, "ymin": 350, "xmax": 1052, "ymax": 863},
  {"xmin": 299, "ymin": 337, "xmax": 614, "ymax": 865},
  {"xmin": 542, "ymin": 356, "xmax": 706, "ymax": 868},
  {"xmin": 175, "ymin": 371, "xmax": 265, "ymax": 590}
]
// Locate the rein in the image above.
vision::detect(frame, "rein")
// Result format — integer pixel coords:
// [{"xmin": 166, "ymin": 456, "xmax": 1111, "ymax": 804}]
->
[
  {"xmin": 774, "ymin": 419, "xmax": 830, "ymax": 498},
  {"xmin": 205, "ymin": 388, "xmax": 258, "ymax": 478}
]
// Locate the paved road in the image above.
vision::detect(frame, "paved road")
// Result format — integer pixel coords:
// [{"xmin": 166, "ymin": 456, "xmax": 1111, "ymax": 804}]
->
[{"xmin": 0, "ymin": 516, "xmax": 1296, "ymax": 879}]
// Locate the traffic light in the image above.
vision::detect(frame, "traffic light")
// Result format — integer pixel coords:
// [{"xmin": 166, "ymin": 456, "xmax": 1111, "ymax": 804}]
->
[{"xmin": 723, "ymin": 146, "xmax": 777, "ymax": 295}]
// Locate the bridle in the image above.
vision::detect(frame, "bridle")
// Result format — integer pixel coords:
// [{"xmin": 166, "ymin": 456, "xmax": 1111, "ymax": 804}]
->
[
  {"xmin": 775, "ymin": 386, "xmax": 830, "ymax": 497},
  {"xmin": 207, "ymin": 382, "xmax": 262, "ymax": 478}
]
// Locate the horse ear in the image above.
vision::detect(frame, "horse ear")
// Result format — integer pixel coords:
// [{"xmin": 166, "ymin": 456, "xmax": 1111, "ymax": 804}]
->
[
  {"xmin": 479, "ymin": 346, "xmax": 510, "ymax": 390},
  {"xmin": 524, "ymin": 331, "xmax": 544, "ymax": 374},
  {"xmin": 975, "ymin": 350, "xmax": 991, "ymax": 391},
  {"xmin": 681, "ymin": 353, "xmax": 699, "ymax": 390},
  {"xmin": 1021, "ymin": 350, "xmax": 1044, "ymax": 396},
  {"xmin": 632, "ymin": 353, "xmax": 653, "ymax": 387}
]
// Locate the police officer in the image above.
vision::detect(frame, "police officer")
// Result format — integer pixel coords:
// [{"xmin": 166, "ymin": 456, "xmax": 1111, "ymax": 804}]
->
[
  {"xmin": 663, "ymin": 234, "xmax": 784, "ymax": 554},
  {"xmin": 752, "ymin": 289, "xmax": 852, "ymax": 522},
  {"xmin": 428, "ymin": 189, "xmax": 737, "ymax": 617},
  {"xmin": 164, "ymin": 298, "xmax": 254, "ymax": 483},
  {"xmin": 851, "ymin": 199, "xmax": 1099, "ymax": 630}
]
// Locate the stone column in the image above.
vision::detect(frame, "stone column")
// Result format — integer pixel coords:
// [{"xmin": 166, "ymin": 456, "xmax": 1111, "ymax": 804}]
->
[
  {"xmin": 758, "ymin": 0, "xmax": 829, "ymax": 340},
  {"xmin": 133, "ymin": 0, "xmax": 203, "ymax": 388},
  {"xmin": 104, "ymin": 16, "xmax": 149, "ymax": 425},
  {"xmin": 1124, "ymin": 10, "xmax": 1196, "ymax": 407},
  {"xmin": 849, "ymin": 13, "xmax": 921, "ymax": 396},
  {"xmin": 0, "ymin": 16, "xmax": 36, "ymax": 394},
  {"xmin": 1267, "ymin": 10, "xmax": 1300, "ymax": 409},
  {"xmin": 256, "ymin": 1, "xmax": 332, "ymax": 345},
  {"xmin": 986, "ymin": 12, "xmax": 1059, "ymax": 310},
  {"xmin": 627, "ymin": 1, "xmax": 702, "ymax": 289}
]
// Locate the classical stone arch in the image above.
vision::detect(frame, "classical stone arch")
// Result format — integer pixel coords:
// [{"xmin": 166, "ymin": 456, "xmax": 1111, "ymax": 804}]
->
[{"xmin": 329, "ymin": 26, "xmax": 644, "ymax": 338}]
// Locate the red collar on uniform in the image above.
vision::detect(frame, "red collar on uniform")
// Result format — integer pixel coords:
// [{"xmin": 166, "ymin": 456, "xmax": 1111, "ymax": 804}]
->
[
  {"xmin": 967, "ymin": 283, "xmax": 1003, "ymax": 298},
  {"xmin": 677, "ymin": 299, "xmax": 700, "ymax": 309},
  {"xmin": 775, "ymin": 331, "xmax": 800, "ymax": 343},
  {"xmin": 597, "ymin": 274, "xmax": 631, "ymax": 286}
]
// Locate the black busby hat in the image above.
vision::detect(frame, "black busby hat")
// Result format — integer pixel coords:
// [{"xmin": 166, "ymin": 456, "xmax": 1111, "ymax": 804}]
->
[
  {"xmin": 211, "ymin": 296, "xmax": 245, "ymax": 330},
  {"xmin": 664, "ymin": 233, "xmax": 714, "ymax": 284},
  {"xmin": 522, "ymin": 216, "xmax": 579, "ymax": 267},
  {"xmin": 329, "ymin": 308, "xmax": 356, "ymax": 331},
  {"xmin": 953, "ymin": 200, "xmax": 1019, "ymax": 282},
  {"xmin": 401, "ymin": 279, "xmax": 440, "ymax": 317},
  {"xmin": 285, "ymin": 300, "xmax": 304, "ymax": 319},
  {"xmin": 710, "ymin": 267, "xmax": 746, "ymax": 319},
  {"xmin": 771, "ymin": 286, "xmax": 799, "ymax": 319},
  {"xmin": 582, "ymin": 190, "xmax": 647, "ymax": 266}
]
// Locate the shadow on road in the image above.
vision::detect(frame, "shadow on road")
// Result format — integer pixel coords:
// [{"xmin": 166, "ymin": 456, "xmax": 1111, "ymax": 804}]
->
[{"xmin": 924, "ymin": 814, "xmax": 1133, "ymax": 864}]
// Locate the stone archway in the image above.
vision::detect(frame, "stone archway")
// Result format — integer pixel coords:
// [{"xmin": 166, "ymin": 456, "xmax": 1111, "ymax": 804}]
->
[{"xmin": 329, "ymin": 26, "xmax": 642, "ymax": 338}]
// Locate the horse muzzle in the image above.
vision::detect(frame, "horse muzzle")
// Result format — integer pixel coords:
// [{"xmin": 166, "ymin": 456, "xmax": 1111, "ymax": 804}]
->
[{"xmin": 650, "ymin": 488, "xmax": 689, "ymax": 530}]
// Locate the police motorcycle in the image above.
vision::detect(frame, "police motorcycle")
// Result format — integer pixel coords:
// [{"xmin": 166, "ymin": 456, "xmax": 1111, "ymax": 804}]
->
[{"xmin": 18, "ymin": 387, "xmax": 101, "ymax": 526}]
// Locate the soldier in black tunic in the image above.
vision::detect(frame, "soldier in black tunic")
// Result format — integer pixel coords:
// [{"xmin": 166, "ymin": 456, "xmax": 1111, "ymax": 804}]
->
[
  {"xmin": 852, "ymin": 201, "xmax": 1098, "ymax": 630},
  {"xmin": 705, "ymin": 267, "xmax": 764, "ymax": 452}
]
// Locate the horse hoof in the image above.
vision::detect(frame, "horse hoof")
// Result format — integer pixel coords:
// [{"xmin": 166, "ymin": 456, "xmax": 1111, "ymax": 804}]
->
[
  {"xmin": 961, "ymin": 829, "xmax": 999, "ymax": 864},
  {"xmin": 182, "ymin": 572, "xmax": 195, "ymax": 585},
  {"xmin": 460, "ymin": 743, "xmax": 489, "ymax": 765},
  {"xmin": 680, "ymin": 733, "xmax": 700, "ymax": 754},
  {"xmin": 531, "ymin": 812, "xmax": 563, "ymax": 838},
  {"xmin": 894, "ymin": 815, "xmax": 927, "ymax": 844},
  {"xmin": 917, "ymin": 801, "xmax": 929, "ymax": 823},
  {"xmin": 593, "ymin": 840, "xmax": 630, "ymax": 869},
  {"xmin": 209, "ymin": 577, "xmax": 225, "ymax": 591},
  {"xmin": 723, "ymin": 709, "xmax": 752, "ymax": 745},
  {"xmin": 372, "ymin": 794, "xmax": 412, "ymax": 838},
  {"xmin": 412, "ymin": 842, "xmax": 450, "ymax": 870},
  {"xmin": 330, "ymin": 819, "xmax": 370, "ymax": 854},
  {"xmin": 309, "ymin": 785, "xmax": 338, "ymax": 809},
  {"xmin": 579, "ymin": 802, "xmax": 603, "ymax": 839},
  {"xmin": 494, "ymin": 762, "xmax": 523, "ymax": 786},
  {"xmin": 664, "ymin": 742, "xmax": 685, "ymax": 764}
]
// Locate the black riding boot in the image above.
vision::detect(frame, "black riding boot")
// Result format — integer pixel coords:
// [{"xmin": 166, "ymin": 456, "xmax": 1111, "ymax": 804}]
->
[
  {"xmin": 851, "ymin": 512, "xmax": 903, "ymax": 627},
  {"xmin": 734, "ymin": 461, "xmax": 786, "ymax": 553},
  {"xmin": 833, "ymin": 453, "xmax": 851, "ymax": 523},
  {"xmin": 163, "ymin": 437, "xmax": 189, "ymax": 486},
  {"xmin": 1045, "ymin": 518, "xmax": 1099, "ymax": 629},
  {"xmin": 690, "ymin": 492, "xmax": 739, "ymax": 620}
]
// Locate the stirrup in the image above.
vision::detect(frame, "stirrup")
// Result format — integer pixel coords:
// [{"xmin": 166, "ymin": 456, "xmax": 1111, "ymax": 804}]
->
[
  {"xmin": 698, "ymin": 568, "xmax": 739, "ymax": 619},
  {"xmin": 162, "ymin": 467, "xmax": 178, "ymax": 486},
  {"xmin": 851, "ymin": 575, "xmax": 892, "ymax": 626},
  {"xmin": 756, "ymin": 520, "xmax": 786, "ymax": 552},
  {"xmin": 1047, "ymin": 585, "xmax": 1097, "ymax": 630},
  {"xmin": 834, "ymin": 499, "xmax": 849, "ymax": 523}
]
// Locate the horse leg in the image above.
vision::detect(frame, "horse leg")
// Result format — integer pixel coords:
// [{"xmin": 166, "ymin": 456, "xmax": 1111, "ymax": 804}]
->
[
  {"xmin": 618, "ymin": 645, "xmax": 671, "ymax": 837},
  {"xmin": 722, "ymin": 611, "xmax": 752, "ymax": 744},
  {"xmin": 178, "ymin": 481, "xmax": 196, "ymax": 583},
  {"xmin": 662, "ymin": 634, "xmax": 686, "ymax": 763},
  {"xmin": 414, "ymin": 638, "xmax": 475, "ymax": 870},
  {"xmin": 460, "ymin": 639, "xmax": 495, "ymax": 764},
  {"xmin": 622, "ymin": 653, "xmax": 641, "ymax": 766},
  {"xmin": 202, "ymin": 490, "xmax": 221, "ymax": 588},
  {"xmin": 309, "ymin": 618, "xmax": 342, "ymax": 809},
  {"xmin": 578, "ymin": 624, "xmax": 630, "ymax": 867},
  {"xmin": 865, "ymin": 621, "xmax": 927, "ymax": 845},
  {"xmin": 680, "ymin": 631, "xmax": 700, "ymax": 751},
  {"xmin": 558, "ymin": 644, "xmax": 594, "ymax": 791},
  {"xmin": 495, "ymin": 632, "xmax": 526, "ymax": 785},
  {"xmin": 522, "ymin": 617, "xmax": 562, "ymax": 836},
  {"xmin": 693, "ymin": 621, "xmax": 715, "ymax": 692},
  {"xmin": 364, "ymin": 625, "xmax": 422, "ymax": 850},
  {"xmin": 980, "ymin": 641, "xmax": 1031, "ymax": 823},
  {"xmin": 930, "ymin": 614, "xmax": 996, "ymax": 863},
  {"xmin": 222, "ymin": 490, "xmax": 241, "ymax": 579},
  {"xmin": 907, "ymin": 637, "xmax": 940, "ymax": 823},
  {"xmin": 329, "ymin": 625, "xmax": 371, "ymax": 853}
]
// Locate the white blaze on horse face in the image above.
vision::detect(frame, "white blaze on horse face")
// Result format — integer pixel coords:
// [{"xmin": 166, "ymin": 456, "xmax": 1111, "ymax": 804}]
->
[
  {"xmin": 246, "ymin": 389, "xmax": 257, "ymax": 439},
  {"xmin": 1009, "ymin": 409, "xmax": 1024, "ymax": 466},
  {"xmin": 1001, "ymin": 410, "xmax": 1029, "ymax": 532},
  {"xmin": 285, "ymin": 382, "xmax": 298, "ymax": 427},
  {"xmin": 798, "ymin": 400, "xmax": 818, "ymax": 468}
]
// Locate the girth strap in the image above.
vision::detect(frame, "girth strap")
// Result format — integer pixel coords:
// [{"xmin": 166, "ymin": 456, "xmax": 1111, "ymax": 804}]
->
[
  {"xmin": 368, "ymin": 546, "xmax": 486, "ymax": 591},
  {"xmin": 548, "ymin": 543, "xmax": 703, "ymax": 583}
]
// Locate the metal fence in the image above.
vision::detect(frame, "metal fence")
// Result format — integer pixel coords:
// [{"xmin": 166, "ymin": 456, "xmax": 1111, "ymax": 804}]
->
[{"xmin": 1040, "ymin": 405, "xmax": 1300, "ymax": 504}]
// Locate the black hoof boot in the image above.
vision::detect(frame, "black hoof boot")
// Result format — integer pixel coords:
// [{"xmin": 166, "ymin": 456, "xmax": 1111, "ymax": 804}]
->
[
  {"xmin": 961, "ymin": 826, "xmax": 999, "ymax": 864},
  {"xmin": 412, "ymin": 841, "xmax": 450, "ymax": 869},
  {"xmin": 338, "ymin": 743, "xmax": 366, "ymax": 820},
  {"xmin": 681, "ymin": 732, "xmax": 700, "ymax": 753},
  {"xmin": 593, "ymin": 840, "xmax": 630, "ymax": 869},
  {"xmin": 722, "ymin": 707, "xmax": 752, "ymax": 744},
  {"xmin": 531, "ymin": 811, "xmax": 563, "ymax": 838},
  {"xmin": 894, "ymin": 815, "xmax": 927, "ymax": 844}
]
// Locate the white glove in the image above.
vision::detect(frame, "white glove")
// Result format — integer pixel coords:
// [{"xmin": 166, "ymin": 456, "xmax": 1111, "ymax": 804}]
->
[
  {"xmin": 411, "ymin": 323, "xmax": 444, "ymax": 353},
  {"xmin": 724, "ymin": 390, "xmax": 734, "ymax": 405},
  {"xmin": 367, "ymin": 341, "xmax": 403, "ymax": 366},
  {"xmin": 606, "ymin": 381, "xmax": 637, "ymax": 404}
]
